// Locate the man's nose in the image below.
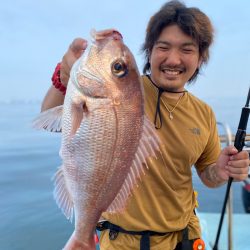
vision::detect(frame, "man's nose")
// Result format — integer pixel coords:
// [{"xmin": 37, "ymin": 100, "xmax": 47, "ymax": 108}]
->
[{"xmin": 165, "ymin": 49, "xmax": 181, "ymax": 65}]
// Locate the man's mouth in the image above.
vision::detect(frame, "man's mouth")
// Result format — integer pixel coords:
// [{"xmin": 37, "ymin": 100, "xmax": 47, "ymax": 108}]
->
[{"xmin": 160, "ymin": 66, "xmax": 184, "ymax": 76}]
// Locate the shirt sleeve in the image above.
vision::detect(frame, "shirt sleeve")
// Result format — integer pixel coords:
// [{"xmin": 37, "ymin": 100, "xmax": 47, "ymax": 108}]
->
[{"xmin": 195, "ymin": 107, "xmax": 221, "ymax": 172}]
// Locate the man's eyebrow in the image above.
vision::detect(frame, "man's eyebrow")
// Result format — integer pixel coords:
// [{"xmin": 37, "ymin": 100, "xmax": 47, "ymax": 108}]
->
[
  {"xmin": 155, "ymin": 41, "xmax": 198, "ymax": 47},
  {"xmin": 155, "ymin": 41, "xmax": 170, "ymax": 46},
  {"xmin": 181, "ymin": 42, "xmax": 197, "ymax": 47}
]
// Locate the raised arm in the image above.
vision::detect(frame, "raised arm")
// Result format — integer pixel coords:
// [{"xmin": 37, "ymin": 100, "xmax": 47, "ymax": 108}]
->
[{"xmin": 41, "ymin": 38, "xmax": 88, "ymax": 112}]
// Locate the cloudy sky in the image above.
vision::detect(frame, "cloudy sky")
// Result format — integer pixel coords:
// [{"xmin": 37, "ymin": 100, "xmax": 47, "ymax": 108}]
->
[{"xmin": 1, "ymin": 0, "xmax": 250, "ymax": 102}]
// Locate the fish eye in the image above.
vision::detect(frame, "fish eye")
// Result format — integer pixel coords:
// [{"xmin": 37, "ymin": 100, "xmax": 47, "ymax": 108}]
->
[{"xmin": 111, "ymin": 59, "xmax": 128, "ymax": 78}]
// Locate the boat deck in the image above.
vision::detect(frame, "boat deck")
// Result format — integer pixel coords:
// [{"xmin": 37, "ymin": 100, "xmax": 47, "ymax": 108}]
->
[{"xmin": 199, "ymin": 212, "xmax": 250, "ymax": 250}]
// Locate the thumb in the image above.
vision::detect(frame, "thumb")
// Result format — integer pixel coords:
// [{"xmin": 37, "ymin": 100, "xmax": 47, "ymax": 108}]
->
[
  {"xmin": 221, "ymin": 145, "xmax": 238, "ymax": 156},
  {"xmin": 60, "ymin": 38, "xmax": 88, "ymax": 86},
  {"xmin": 69, "ymin": 38, "xmax": 88, "ymax": 58}
]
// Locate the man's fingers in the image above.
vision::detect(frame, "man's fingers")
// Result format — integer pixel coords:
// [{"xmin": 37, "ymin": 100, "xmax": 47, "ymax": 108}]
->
[
  {"xmin": 227, "ymin": 160, "xmax": 249, "ymax": 172},
  {"xmin": 59, "ymin": 38, "xmax": 88, "ymax": 86},
  {"xmin": 226, "ymin": 158, "xmax": 249, "ymax": 181},
  {"xmin": 221, "ymin": 145, "xmax": 238, "ymax": 156},
  {"xmin": 229, "ymin": 150, "xmax": 249, "ymax": 161},
  {"xmin": 69, "ymin": 38, "xmax": 88, "ymax": 58},
  {"xmin": 230, "ymin": 173, "xmax": 248, "ymax": 181}
]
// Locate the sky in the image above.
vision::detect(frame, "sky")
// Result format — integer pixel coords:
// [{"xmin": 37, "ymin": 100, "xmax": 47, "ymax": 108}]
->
[{"xmin": 1, "ymin": 0, "xmax": 250, "ymax": 103}]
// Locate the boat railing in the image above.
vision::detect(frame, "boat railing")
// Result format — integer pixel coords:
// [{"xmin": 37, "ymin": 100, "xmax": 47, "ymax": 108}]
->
[
  {"xmin": 220, "ymin": 133, "xmax": 250, "ymax": 149},
  {"xmin": 217, "ymin": 121, "xmax": 233, "ymax": 250}
]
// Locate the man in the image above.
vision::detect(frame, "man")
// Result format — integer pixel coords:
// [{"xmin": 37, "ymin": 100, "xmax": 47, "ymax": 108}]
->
[{"xmin": 41, "ymin": 1, "xmax": 249, "ymax": 249}]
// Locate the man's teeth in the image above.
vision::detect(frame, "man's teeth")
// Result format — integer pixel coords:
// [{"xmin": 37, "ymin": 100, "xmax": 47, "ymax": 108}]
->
[{"xmin": 163, "ymin": 69, "xmax": 181, "ymax": 75}]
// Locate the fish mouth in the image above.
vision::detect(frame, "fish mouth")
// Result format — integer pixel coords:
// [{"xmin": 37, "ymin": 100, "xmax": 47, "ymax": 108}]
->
[{"xmin": 91, "ymin": 29, "xmax": 123, "ymax": 42}]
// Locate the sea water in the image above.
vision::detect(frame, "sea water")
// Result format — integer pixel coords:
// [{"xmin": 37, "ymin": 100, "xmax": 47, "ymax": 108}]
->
[{"xmin": 0, "ymin": 96, "xmax": 249, "ymax": 250}]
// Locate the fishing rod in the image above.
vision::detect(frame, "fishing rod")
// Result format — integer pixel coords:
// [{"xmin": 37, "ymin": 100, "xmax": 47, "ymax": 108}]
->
[{"xmin": 213, "ymin": 87, "xmax": 250, "ymax": 250}]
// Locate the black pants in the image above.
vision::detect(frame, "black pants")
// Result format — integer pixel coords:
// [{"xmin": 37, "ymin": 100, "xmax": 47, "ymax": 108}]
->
[{"xmin": 174, "ymin": 239, "xmax": 194, "ymax": 250}]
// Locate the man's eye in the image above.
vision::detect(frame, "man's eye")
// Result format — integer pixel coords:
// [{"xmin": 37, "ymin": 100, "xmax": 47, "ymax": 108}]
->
[
  {"xmin": 158, "ymin": 46, "xmax": 170, "ymax": 51},
  {"xmin": 182, "ymin": 48, "xmax": 195, "ymax": 53}
]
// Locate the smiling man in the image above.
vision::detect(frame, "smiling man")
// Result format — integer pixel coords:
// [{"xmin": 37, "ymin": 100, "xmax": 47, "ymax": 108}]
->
[
  {"xmin": 41, "ymin": 1, "xmax": 249, "ymax": 250},
  {"xmin": 149, "ymin": 24, "xmax": 201, "ymax": 93}
]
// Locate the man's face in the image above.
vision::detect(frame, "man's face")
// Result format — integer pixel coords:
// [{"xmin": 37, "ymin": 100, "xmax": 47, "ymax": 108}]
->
[{"xmin": 149, "ymin": 24, "xmax": 201, "ymax": 92}]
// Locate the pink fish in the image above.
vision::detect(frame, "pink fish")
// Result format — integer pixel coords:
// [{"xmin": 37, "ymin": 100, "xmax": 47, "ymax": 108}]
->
[{"xmin": 33, "ymin": 29, "xmax": 160, "ymax": 250}]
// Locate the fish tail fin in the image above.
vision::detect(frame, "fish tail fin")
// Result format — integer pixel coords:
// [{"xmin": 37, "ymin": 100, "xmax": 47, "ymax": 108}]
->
[
  {"xmin": 63, "ymin": 231, "xmax": 96, "ymax": 250},
  {"xmin": 53, "ymin": 166, "xmax": 74, "ymax": 222}
]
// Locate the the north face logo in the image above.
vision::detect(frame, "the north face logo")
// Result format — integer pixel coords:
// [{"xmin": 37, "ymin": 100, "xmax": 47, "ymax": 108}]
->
[{"xmin": 189, "ymin": 128, "xmax": 201, "ymax": 135}]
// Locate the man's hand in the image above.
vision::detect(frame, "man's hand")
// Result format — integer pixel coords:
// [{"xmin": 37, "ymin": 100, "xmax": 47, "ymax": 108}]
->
[
  {"xmin": 60, "ymin": 38, "xmax": 88, "ymax": 86},
  {"xmin": 199, "ymin": 146, "xmax": 249, "ymax": 188},
  {"xmin": 216, "ymin": 146, "xmax": 249, "ymax": 181},
  {"xmin": 41, "ymin": 38, "xmax": 88, "ymax": 111}
]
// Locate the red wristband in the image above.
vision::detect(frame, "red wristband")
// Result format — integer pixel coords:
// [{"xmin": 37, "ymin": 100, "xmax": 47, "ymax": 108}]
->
[{"xmin": 51, "ymin": 63, "xmax": 67, "ymax": 95}]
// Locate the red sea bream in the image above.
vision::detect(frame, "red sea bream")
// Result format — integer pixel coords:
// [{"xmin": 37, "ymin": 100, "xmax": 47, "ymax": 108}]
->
[{"xmin": 33, "ymin": 29, "xmax": 160, "ymax": 250}]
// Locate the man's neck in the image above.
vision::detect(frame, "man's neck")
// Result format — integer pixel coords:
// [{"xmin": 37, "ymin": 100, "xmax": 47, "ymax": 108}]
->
[{"xmin": 162, "ymin": 91, "xmax": 185, "ymax": 100}]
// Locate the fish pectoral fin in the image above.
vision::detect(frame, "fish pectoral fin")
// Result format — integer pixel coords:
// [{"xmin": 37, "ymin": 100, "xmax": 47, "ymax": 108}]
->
[
  {"xmin": 107, "ymin": 115, "xmax": 161, "ymax": 213},
  {"xmin": 53, "ymin": 166, "xmax": 74, "ymax": 222},
  {"xmin": 70, "ymin": 98, "xmax": 88, "ymax": 136},
  {"xmin": 32, "ymin": 105, "xmax": 63, "ymax": 132}
]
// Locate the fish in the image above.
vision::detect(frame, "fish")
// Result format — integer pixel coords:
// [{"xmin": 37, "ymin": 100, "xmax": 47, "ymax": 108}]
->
[{"xmin": 33, "ymin": 29, "xmax": 161, "ymax": 250}]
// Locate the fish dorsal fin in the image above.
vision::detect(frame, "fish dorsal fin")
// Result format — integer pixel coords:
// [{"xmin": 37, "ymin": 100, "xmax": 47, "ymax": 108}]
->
[
  {"xmin": 53, "ymin": 166, "xmax": 74, "ymax": 222},
  {"xmin": 106, "ymin": 115, "xmax": 161, "ymax": 213},
  {"xmin": 32, "ymin": 105, "xmax": 63, "ymax": 132}
]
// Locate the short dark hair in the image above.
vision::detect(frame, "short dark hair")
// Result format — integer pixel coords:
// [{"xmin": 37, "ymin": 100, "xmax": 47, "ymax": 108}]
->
[{"xmin": 142, "ymin": 0, "xmax": 214, "ymax": 83}]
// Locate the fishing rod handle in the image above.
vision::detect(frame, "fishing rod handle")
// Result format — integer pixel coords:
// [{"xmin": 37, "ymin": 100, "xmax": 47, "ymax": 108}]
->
[
  {"xmin": 234, "ymin": 106, "xmax": 250, "ymax": 152},
  {"xmin": 238, "ymin": 107, "xmax": 250, "ymax": 131},
  {"xmin": 234, "ymin": 129, "xmax": 246, "ymax": 152}
]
